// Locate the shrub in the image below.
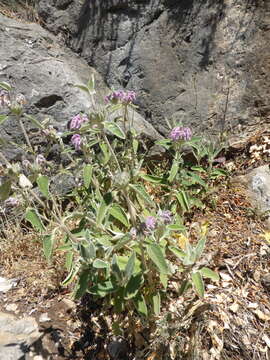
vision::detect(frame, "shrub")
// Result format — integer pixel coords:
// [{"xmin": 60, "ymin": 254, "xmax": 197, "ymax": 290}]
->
[{"xmin": 0, "ymin": 77, "xmax": 222, "ymax": 320}]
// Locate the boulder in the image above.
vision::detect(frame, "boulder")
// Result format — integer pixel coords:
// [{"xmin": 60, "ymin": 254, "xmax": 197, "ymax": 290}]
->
[
  {"xmin": 37, "ymin": 0, "xmax": 270, "ymax": 140},
  {"xmin": 232, "ymin": 165, "xmax": 270, "ymax": 227},
  {"xmin": 0, "ymin": 312, "xmax": 40, "ymax": 360},
  {"xmin": 0, "ymin": 13, "xmax": 161, "ymax": 161}
]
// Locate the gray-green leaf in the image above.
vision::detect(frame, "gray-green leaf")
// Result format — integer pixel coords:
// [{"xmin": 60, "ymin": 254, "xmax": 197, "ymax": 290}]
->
[
  {"xmin": 43, "ymin": 234, "xmax": 54, "ymax": 262},
  {"xmin": 147, "ymin": 244, "xmax": 170, "ymax": 274},
  {"xmin": 25, "ymin": 208, "xmax": 45, "ymax": 232},
  {"xmin": 83, "ymin": 164, "xmax": 93, "ymax": 189},
  {"xmin": 200, "ymin": 267, "xmax": 219, "ymax": 281},
  {"xmin": 109, "ymin": 204, "xmax": 129, "ymax": 227},
  {"xmin": 191, "ymin": 272, "xmax": 205, "ymax": 297},
  {"xmin": 37, "ymin": 175, "xmax": 50, "ymax": 199}
]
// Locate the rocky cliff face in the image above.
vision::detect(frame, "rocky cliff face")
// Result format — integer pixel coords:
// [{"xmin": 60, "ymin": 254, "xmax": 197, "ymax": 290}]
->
[
  {"xmin": 0, "ymin": 13, "xmax": 160, "ymax": 160},
  {"xmin": 37, "ymin": 0, "xmax": 270, "ymax": 140}
]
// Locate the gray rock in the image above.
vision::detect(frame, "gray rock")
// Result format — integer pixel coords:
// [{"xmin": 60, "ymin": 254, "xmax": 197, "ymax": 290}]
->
[
  {"xmin": 0, "ymin": 14, "xmax": 161, "ymax": 161},
  {"xmin": 261, "ymin": 274, "xmax": 270, "ymax": 291},
  {"xmin": 0, "ymin": 276, "xmax": 18, "ymax": 293},
  {"xmin": 107, "ymin": 337, "xmax": 129, "ymax": 360},
  {"xmin": 0, "ymin": 312, "xmax": 40, "ymax": 360},
  {"xmin": 37, "ymin": 0, "xmax": 270, "ymax": 140},
  {"xmin": 232, "ymin": 165, "xmax": 270, "ymax": 227}
]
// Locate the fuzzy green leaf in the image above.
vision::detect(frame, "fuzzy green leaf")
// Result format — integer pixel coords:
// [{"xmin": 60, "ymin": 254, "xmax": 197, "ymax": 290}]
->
[
  {"xmin": 195, "ymin": 237, "xmax": 206, "ymax": 260},
  {"xmin": 25, "ymin": 208, "xmax": 45, "ymax": 232},
  {"xmin": 0, "ymin": 180, "xmax": 11, "ymax": 201},
  {"xmin": 192, "ymin": 272, "xmax": 205, "ymax": 297},
  {"xmin": 147, "ymin": 244, "xmax": 170, "ymax": 275},
  {"xmin": 0, "ymin": 82, "xmax": 12, "ymax": 91},
  {"xmin": 61, "ymin": 267, "xmax": 78, "ymax": 286},
  {"xmin": 179, "ymin": 280, "xmax": 192, "ymax": 295},
  {"xmin": 134, "ymin": 293, "xmax": 148, "ymax": 317},
  {"xmin": 109, "ymin": 204, "xmax": 129, "ymax": 227},
  {"xmin": 175, "ymin": 190, "xmax": 190, "ymax": 212},
  {"xmin": 124, "ymin": 273, "xmax": 144, "ymax": 299},
  {"xmin": 0, "ymin": 115, "xmax": 8, "ymax": 126},
  {"xmin": 43, "ymin": 234, "xmax": 54, "ymax": 262},
  {"xmin": 24, "ymin": 114, "xmax": 44, "ymax": 129},
  {"xmin": 90, "ymin": 280, "xmax": 116, "ymax": 297},
  {"xmin": 74, "ymin": 269, "xmax": 90, "ymax": 299},
  {"xmin": 168, "ymin": 160, "xmax": 179, "ymax": 182},
  {"xmin": 124, "ymin": 252, "xmax": 136, "ymax": 282},
  {"xmin": 104, "ymin": 121, "xmax": 126, "ymax": 139},
  {"xmin": 93, "ymin": 259, "xmax": 109, "ymax": 269},
  {"xmin": 169, "ymin": 246, "xmax": 186, "ymax": 260},
  {"xmin": 96, "ymin": 193, "xmax": 112, "ymax": 226},
  {"xmin": 65, "ymin": 251, "xmax": 73, "ymax": 271},
  {"xmin": 140, "ymin": 173, "xmax": 164, "ymax": 184},
  {"xmin": 74, "ymin": 84, "xmax": 90, "ymax": 94},
  {"xmin": 200, "ymin": 267, "xmax": 220, "ymax": 281},
  {"xmin": 37, "ymin": 175, "xmax": 50, "ymax": 199},
  {"xmin": 129, "ymin": 183, "xmax": 153, "ymax": 206},
  {"xmin": 83, "ymin": 164, "xmax": 93, "ymax": 189},
  {"xmin": 152, "ymin": 292, "xmax": 161, "ymax": 316}
]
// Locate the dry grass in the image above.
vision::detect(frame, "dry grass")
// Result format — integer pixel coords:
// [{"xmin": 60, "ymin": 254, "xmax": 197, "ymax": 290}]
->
[{"xmin": 0, "ymin": 224, "xmax": 66, "ymax": 298}]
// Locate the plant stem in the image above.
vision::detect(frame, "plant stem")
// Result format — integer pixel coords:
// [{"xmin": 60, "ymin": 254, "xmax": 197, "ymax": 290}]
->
[
  {"xmin": 18, "ymin": 116, "xmax": 33, "ymax": 152},
  {"xmin": 103, "ymin": 133, "xmax": 121, "ymax": 171}
]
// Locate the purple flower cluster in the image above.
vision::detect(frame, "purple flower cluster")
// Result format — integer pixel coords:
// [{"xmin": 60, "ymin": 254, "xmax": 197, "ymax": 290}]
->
[
  {"xmin": 4, "ymin": 197, "xmax": 20, "ymax": 208},
  {"xmin": 15, "ymin": 94, "xmax": 26, "ymax": 106},
  {"xmin": 158, "ymin": 210, "xmax": 172, "ymax": 225},
  {"xmin": 0, "ymin": 90, "xmax": 11, "ymax": 107},
  {"xmin": 71, "ymin": 134, "xmax": 82, "ymax": 151},
  {"xmin": 145, "ymin": 216, "xmax": 157, "ymax": 231},
  {"xmin": 69, "ymin": 113, "xmax": 88, "ymax": 130},
  {"xmin": 105, "ymin": 90, "xmax": 136, "ymax": 104},
  {"xmin": 169, "ymin": 126, "xmax": 192, "ymax": 141},
  {"xmin": 35, "ymin": 154, "xmax": 46, "ymax": 166}
]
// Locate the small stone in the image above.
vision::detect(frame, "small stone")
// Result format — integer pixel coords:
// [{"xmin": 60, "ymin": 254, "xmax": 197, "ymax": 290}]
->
[
  {"xmin": 229, "ymin": 302, "xmax": 239, "ymax": 313},
  {"xmin": 261, "ymin": 274, "xmax": 270, "ymax": 290},
  {"xmin": 5, "ymin": 303, "xmax": 18, "ymax": 312},
  {"xmin": 0, "ymin": 276, "xmax": 18, "ymax": 292},
  {"xmin": 60, "ymin": 298, "xmax": 76, "ymax": 312},
  {"xmin": 107, "ymin": 337, "xmax": 129, "ymax": 360},
  {"xmin": 39, "ymin": 313, "xmax": 51, "ymax": 323}
]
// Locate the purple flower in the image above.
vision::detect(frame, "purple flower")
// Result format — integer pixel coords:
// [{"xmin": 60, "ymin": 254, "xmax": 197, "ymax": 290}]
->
[
  {"xmin": 16, "ymin": 94, "xmax": 26, "ymax": 106},
  {"xmin": 22, "ymin": 159, "xmax": 31, "ymax": 169},
  {"xmin": 4, "ymin": 197, "xmax": 20, "ymax": 208},
  {"xmin": 0, "ymin": 90, "xmax": 11, "ymax": 107},
  {"xmin": 145, "ymin": 216, "xmax": 157, "ymax": 231},
  {"xmin": 105, "ymin": 90, "xmax": 136, "ymax": 104},
  {"xmin": 158, "ymin": 210, "xmax": 172, "ymax": 225},
  {"xmin": 71, "ymin": 134, "xmax": 82, "ymax": 151},
  {"xmin": 35, "ymin": 154, "xmax": 46, "ymax": 166},
  {"xmin": 69, "ymin": 113, "xmax": 88, "ymax": 130},
  {"xmin": 169, "ymin": 127, "xmax": 192, "ymax": 141},
  {"xmin": 130, "ymin": 227, "xmax": 137, "ymax": 239}
]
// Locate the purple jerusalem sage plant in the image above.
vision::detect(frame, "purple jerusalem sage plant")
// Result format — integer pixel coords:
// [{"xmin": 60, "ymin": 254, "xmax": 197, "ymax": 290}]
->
[
  {"xmin": 158, "ymin": 210, "xmax": 172, "ymax": 225},
  {"xmin": 71, "ymin": 134, "xmax": 82, "ymax": 151},
  {"xmin": 105, "ymin": 90, "xmax": 136, "ymax": 104},
  {"xmin": 145, "ymin": 216, "xmax": 157, "ymax": 231},
  {"xmin": 69, "ymin": 113, "xmax": 88, "ymax": 130},
  {"xmin": 169, "ymin": 126, "xmax": 192, "ymax": 141}
]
